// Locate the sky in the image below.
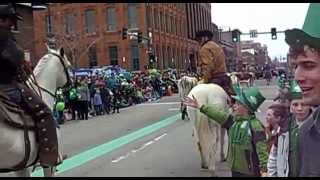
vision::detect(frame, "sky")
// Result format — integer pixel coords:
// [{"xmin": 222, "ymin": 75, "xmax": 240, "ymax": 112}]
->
[{"xmin": 211, "ymin": 3, "xmax": 310, "ymax": 60}]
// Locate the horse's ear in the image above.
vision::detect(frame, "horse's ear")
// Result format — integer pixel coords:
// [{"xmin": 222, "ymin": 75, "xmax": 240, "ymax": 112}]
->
[
  {"xmin": 59, "ymin": 47, "xmax": 65, "ymax": 57},
  {"xmin": 45, "ymin": 43, "xmax": 50, "ymax": 51}
]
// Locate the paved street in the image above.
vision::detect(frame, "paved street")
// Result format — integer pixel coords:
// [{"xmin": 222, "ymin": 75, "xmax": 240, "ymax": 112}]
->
[{"xmin": 2, "ymin": 79, "xmax": 278, "ymax": 177}]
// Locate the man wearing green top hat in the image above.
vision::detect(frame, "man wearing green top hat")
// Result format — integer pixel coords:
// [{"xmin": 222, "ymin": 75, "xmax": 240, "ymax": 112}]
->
[
  {"xmin": 267, "ymin": 80, "xmax": 313, "ymax": 177},
  {"xmin": 285, "ymin": 3, "xmax": 320, "ymax": 176},
  {"xmin": 184, "ymin": 87, "xmax": 268, "ymax": 177}
]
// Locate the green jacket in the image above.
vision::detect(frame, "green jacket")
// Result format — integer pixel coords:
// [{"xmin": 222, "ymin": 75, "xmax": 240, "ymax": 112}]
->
[
  {"xmin": 200, "ymin": 105, "xmax": 268, "ymax": 176},
  {"xmin": 288, "ymin": 115, "xmax": 300, "ymax": 177}
]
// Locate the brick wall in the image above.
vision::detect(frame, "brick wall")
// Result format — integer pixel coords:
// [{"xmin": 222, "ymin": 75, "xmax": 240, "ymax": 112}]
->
[{"xmin": 33, "ymin": 3, "xmax": 211, "ymax": 72}]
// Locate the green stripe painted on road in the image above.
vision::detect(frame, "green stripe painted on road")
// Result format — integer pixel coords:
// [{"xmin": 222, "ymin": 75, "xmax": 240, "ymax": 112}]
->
[{"xmin": 32, "ymin": 113, "xmax": 180, "ymax": 177}]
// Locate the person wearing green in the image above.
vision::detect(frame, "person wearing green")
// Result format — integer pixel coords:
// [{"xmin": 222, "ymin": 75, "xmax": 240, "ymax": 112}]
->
[
  {"xmin": 285, "ymin": 3, "xmax": 320, "ymax": 176},
  {"xmin": 68, "ymin": 84, "xmax": 79, "ymax": 120},
  {"xmin": 54, "ymin": 88, "xmax": 66, "ymax": 125},
  {"xmin": 267, "ymin": 80, "xmax": 313, "ymax": 177},
  {"xmin": 184, "ymin": 87, "xmax": 268, "ymax": 177}
]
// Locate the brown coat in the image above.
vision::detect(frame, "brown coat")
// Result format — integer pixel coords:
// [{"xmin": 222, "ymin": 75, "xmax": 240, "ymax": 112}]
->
[{"xmin": 199, "ymin": 41, "xmax": 227, "ymax": 83}]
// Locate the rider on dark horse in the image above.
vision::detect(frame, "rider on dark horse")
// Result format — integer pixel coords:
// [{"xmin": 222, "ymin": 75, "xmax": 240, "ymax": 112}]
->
[
  {"xmin": 0, "ymin": 4, "xmax": 59, "ymax": 171},
  {"xmin": 263, "ymin": 63, "xmax": 272, "ymax": 85}
]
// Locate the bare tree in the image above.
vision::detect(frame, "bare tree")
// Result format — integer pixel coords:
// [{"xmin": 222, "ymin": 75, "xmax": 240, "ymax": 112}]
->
[{"xmin": 48, "ymin": 29, "xmax": 103, "ymax": 68}]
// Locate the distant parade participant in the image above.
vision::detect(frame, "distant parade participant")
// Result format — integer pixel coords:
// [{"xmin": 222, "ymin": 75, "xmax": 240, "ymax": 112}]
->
[
  {"xmin": 184, "ymin": 87, "xmax": 268, "ymax": 177},
  {"xmin": 0, "ymin": 3, "xmax": 59, "ymax": 169},
  {"xmin": 54, "ymin": 87, "xmax": 66, "ymax": 125},
  {"xmin": 195, "ymin": 30, "xmax": 235, "ymax": 96},
  {"xmin": 285, "ymin": 3, "xmax": 320, "ymax": 176}
]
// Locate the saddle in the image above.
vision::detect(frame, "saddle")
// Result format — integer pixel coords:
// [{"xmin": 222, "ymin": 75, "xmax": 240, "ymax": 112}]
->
[
  {"xmin": 0, "ymin": 90, "xmax": 35, "ymax": 172},
  {"xmin": 209, "ymin": 72, "xmax": 235, "ymax": 96},
  {"xmin": 0, "ymin": 83, "xmax": 59, "ymax": 171},
  {"xmin": 0, "ymin": 91, "xmax": 35, "ymax": 129}
]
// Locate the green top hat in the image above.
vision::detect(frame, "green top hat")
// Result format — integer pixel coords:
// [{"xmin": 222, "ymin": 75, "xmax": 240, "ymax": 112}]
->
[
  {"xmin": 285, "ymin": 3, "xmax": 320, "ymax": 49},
  {"xmin": 288, "ymin": 80, "xmax": 303, "ymax": 100},
  {"xmin": 232, "ymin": 87, "xmax": 266, "ymax": 112}
]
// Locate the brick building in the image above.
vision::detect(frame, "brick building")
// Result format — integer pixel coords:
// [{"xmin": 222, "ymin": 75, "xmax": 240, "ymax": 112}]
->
[
  {"xmin": 146, "ymin": 3, "xmax": 191, "ymax": 72},
  {"xmin": 241, "ymin": 40, "xmax": 270, "ymax": 71},
  {"xmin": 13, "ymin": 3, "xmax": 41, "ymax": 66},
  {"xmin": 185, "ymin": 3, "xmax": 214, "ymax": 72},
  {"xmin": 218, "ymin": 30, "xmax": 242, "ymax": 72},
  {"xmin": 33, "ymin": 3, "xmax": 215, "ymax": 72}
]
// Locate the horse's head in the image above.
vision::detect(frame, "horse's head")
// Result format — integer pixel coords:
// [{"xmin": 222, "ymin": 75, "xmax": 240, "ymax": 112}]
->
[
  {"xmin": 45, "ymin": 45, "xmax": 73, "ymax": 89},
  {"xmin": 33, "ymin": 45, "xmax": 73, "ymax": 99}
]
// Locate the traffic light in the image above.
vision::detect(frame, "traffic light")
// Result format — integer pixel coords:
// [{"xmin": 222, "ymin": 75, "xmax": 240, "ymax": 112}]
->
[
  {"xmin": 122, "ymin": 28, "xmax": 128, "ymax": 40},
  {"xmin": 149, "ymin": 54, "xmax": 155, "ymax": 62},
  {"xmin": 232, "ymin": 30, "xmax": 240, "ymax": 42},
  {"xmin": 138, "ymin": 32, "xmax": 143, "ymax": 43},
  {"xmin": 271, "ymin": 28, "xmax": 277, "ymax": 40}
]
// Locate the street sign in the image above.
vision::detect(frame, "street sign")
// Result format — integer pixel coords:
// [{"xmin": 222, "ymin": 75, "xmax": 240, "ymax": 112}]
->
[
  {"xmin": 249, "ymin": 30, "xmax": 258, "ymax": 38},
  {"xmin": 129, "ymin": 32, "xmax": 138, "ymax": 40}
]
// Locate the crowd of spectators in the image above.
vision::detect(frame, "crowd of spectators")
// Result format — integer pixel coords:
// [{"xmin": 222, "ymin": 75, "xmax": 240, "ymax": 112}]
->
[{"xmin": 53, "ymin": 69, "xmax": 179, "ymax": 124}]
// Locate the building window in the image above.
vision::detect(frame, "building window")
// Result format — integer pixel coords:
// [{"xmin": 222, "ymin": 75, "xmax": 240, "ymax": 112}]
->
[
  {"xmin": 88, "ymin": 45, "xmax": 97, "ymax": 67},
  {"xmin": 165, "ymin": 14, "xmax": 169, "ymax": 33},
  {"xmin": 156, "ymin": 45, "xmax": 160, "ymax": 68},
  {"xmin": 183, "ymin": 21, "xmax": 186, "ymax": 37},
  {"xmin": 64, "ymin": 13, "xmax": 76, "ymax": 34},
  {"xmin": 159, "ymin": 11, "xmax": 163, "ymax": 32},
  {"xmin": 106, "ymin": 7, "xmax": 117, "ymax": 31},
  {"xmin": 179, "ymin": 19, "xmax": 182, "ymax": 37},
  {"xmin": 167, "ymin": 46, "xmax": 171, "ymax": 67},
  {"xmin": 131, "ymin": 44, "xmax": 139, "ymax": 70},
  {"xmin": 176, "ymin": 19, "xmax": 179, "ymax": 36},
  {"xmin": 84, "ymin": 9, "xmax": 96, "ymax": 34},
  {"xmin": 154, "ymin": 9, "xmax": 158, "ymax": 30},
  {"xmin": 162, "ymin": 45, "xmax": 166, "ymax": 69},
  {"xmin": 128, "ymin": 3, "xmax": 138, "ymax": 29},
  {"xmin": 146, "ymin": 5, "xmax": 152, "ymax": 28},
  {"xmin": 45, "ymin": 15, "xmax": 53, "ymax": 35},
  {"xmin": 172, "ymin": 47, "xmax": 176, "ymax": 68},
  {"xmin": 109, "ymin": 46, "xmax": 118, "ymax": 65},
  {"xmin": 172, "ymin": 17, "xmax": 176, "ymax": 35}
]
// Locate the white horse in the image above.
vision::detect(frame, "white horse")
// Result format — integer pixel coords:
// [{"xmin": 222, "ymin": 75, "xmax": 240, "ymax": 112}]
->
[
  {"xmin": 177, "ymin": 76, "xmax": 198, "ymax": 120},
  {"xmin": 0, "ymin": 46, "xmax": 72, "ymax": 177},
  {"xmin": 187, "ymin": 83, "xmax": 230, "ymax": 176}
]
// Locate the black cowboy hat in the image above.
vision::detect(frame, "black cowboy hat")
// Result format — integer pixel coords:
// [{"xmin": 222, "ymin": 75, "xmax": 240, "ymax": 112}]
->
[{"xmin": 0, "ymin": 4, "xmax": 23, "ymax": 21}]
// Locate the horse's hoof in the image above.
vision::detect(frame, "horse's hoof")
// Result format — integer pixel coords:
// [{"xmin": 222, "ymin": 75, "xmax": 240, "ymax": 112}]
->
[
  {"xmin": 63, "ymin": 154, "xmax": 68, "ymax": 160},
  {"xmin": 200, "ymin": 168, "xmax": 209, "ymax": 172},
  {"xmin": 210, "ymin": 171, "xmax": 218, "ymax": 177},
  {"xmin": 201, "ymin": 164, "xmax": 209, "ymax": 170}
]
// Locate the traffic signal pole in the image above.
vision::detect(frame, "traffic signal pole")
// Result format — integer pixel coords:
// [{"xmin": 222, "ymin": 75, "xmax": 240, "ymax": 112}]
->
[
  {"xmin": 240, "ymin": 31, "xmax": 285, "ymax": 35},
  {"xmin": 232, "ymin": 28, "xmax": 285, "ymax": 42}
]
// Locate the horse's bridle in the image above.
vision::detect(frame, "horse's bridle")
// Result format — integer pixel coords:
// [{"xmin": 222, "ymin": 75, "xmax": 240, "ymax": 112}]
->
[{"xmin": 35, "ymin": 52, "xmax": 72, "ymax": 98}]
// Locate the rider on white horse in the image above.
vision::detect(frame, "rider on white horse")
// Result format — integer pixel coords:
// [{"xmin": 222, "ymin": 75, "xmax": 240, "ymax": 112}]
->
[
  {"xmin": 0, "ymin": 3, "xmax": 59, "ymax": 173},
  {"xmin": 195, "ymin": 30, "xmax": 235, "ymax": 96}
]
